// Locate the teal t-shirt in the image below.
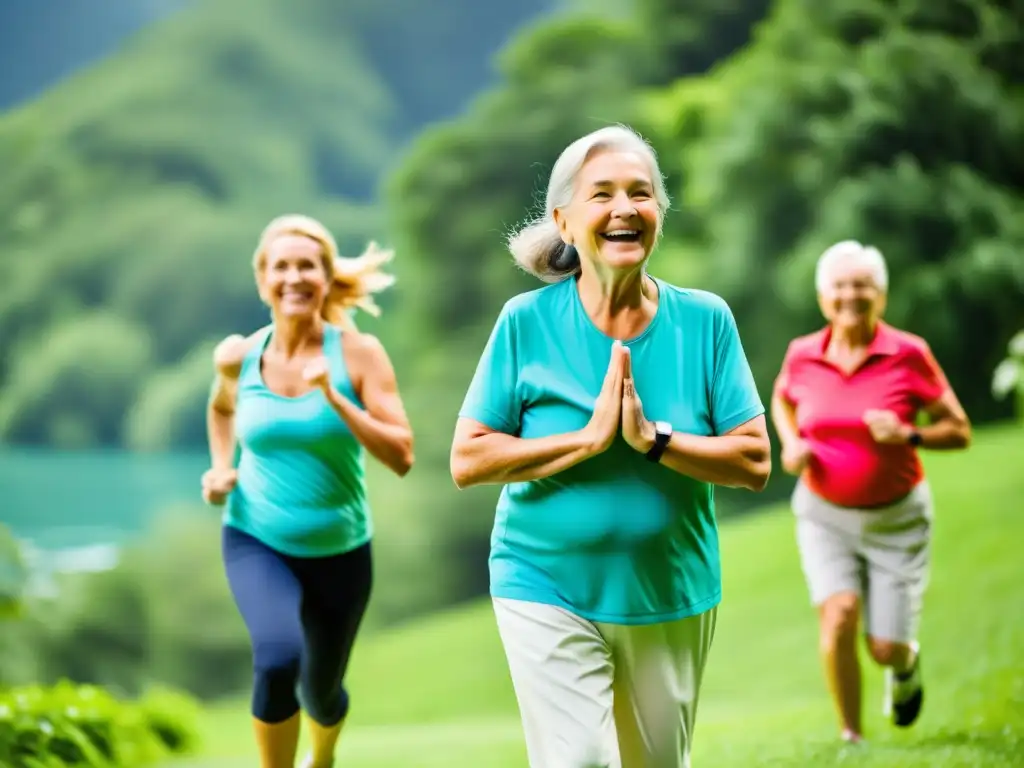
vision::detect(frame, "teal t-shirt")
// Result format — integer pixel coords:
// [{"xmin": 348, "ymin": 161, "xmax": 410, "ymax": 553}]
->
[
  {"xmin": 224, "ymin": 323, "xmax": 373, "ymax": 557},
  {"xmin": 459, "ymin": 276, "xmax": 764, "ymax": 625}
]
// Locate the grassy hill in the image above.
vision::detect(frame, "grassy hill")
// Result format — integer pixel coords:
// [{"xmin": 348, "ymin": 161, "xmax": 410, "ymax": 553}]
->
[{"xmin": 175, "ymin": 423, "xmax": 1024, "ymax": 767}]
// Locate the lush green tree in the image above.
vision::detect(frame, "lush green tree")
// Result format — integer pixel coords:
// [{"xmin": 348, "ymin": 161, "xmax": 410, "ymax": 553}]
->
[
  {"xmin": 0, "ymin": 312, "xmax": 153, "ymax": 446},
  {"xmin": 387, "ymin": 1, "xmax": 770, "ymax": 337},
  {"xmin": 0, "ymin": 0, "xmax": 555, "ymax": 449},
  {"xmin": 647, "ymin": 0, "xmax": 1024, "ymax": 427}
]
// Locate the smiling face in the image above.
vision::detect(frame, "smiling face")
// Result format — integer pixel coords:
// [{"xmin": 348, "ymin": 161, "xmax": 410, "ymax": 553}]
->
[
  {"xmin": 553, "ymin": 149, "xmax": 661, "ymax": 273},
  {"xmin": 257, "ymin": 233, "xmax": 330, "ymax": 320},
  {"xmin": 817, "ymin": 258, "xmax": 886, "ymax": 332}
]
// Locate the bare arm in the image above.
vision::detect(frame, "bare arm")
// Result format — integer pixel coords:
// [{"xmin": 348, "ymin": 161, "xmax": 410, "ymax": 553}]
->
[
  {"xmin": 656, "ymin": 415, "xmax": 772, "ymax": 492},
  {"xmin": 450, "ymin": 418, "xmax": 601, "ymax": 489},
  {"xmin": 325, "ymin": 333, "xmax": 414, "ymax": 477},
  {"xmin": 451, "ymin": 343, "xmax": 625, "ymax": 489},
  {"xmin": 770, "ymin": 391, "xmax": 801, "ymax": 448},
  {"xmin": 909, "ymin": 389, "xmax": 972, "ymax": 450},
  {"xmin": 206, "ymin": 334, "xmax": 251, "ymax": 471}
]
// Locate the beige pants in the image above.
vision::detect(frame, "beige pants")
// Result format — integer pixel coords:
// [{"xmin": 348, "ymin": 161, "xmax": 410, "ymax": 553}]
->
[
  {"xmin": 792, "ymin": 479, "xmax": 934, "ymax": 642},
  {"xmin": 492, "ymin": 597, "xmax": 718, "ymax": 768}
]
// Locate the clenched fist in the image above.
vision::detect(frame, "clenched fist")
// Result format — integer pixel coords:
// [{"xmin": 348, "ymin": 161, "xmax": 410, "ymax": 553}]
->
[
  {"xmin": 780, "ymin": 438, "xmax": 812, "ymax": 475},
  {"xmin": 863, "ymin": 409, "xmax": 911, "ymax": 445},
  {"xmin": 201, "ymin": 467, "xmax": 237, "ymax": 506},
  {"xmin": 302, "ymin": 355, "xmax": 332, "ymax": 391}
]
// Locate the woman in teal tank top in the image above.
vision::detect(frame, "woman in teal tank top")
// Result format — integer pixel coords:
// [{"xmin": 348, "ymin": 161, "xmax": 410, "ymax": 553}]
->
[
  {"xmin": 201, "ymin": 214, "xmax": 414, "ymax": 768},
  {"xmin": 452, "ymin": 126, "xmax": 771, "ymax": 767}
]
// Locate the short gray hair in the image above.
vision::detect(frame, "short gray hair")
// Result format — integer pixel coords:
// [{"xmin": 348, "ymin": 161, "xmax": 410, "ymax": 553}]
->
[
  {"xmin": 507, "ymin": 125, "xmax": 671, "ymax": 283},
  {"xmin": 815, "ymin": 239, "xmax": 889, "ymax": 293}
]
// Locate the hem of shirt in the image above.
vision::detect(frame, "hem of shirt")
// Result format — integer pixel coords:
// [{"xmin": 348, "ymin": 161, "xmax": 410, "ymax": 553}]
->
[
  {"xmin": 222, "ymin": 519, "xmax": 372, "ymax": 559},
  {"xmin": 490, "ymin": 584, "xmax": 722, "ymax": 626},
  {"xmin": 799, "ymin": 475, "xmax": 928, "ymax": 511},
  {"xmin": 715, "ymin": 403, "xmax": 766, "ymax": 436}
]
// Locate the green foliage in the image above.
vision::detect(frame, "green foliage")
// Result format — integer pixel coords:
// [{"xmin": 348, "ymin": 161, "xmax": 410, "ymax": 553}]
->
[
  {"xmin": 633, "ymin": 0, "xmax": 775, "ymax": 78},
  {"xmin": 133, "ymin": 686, "xmax": 203, "ymax": 756},
  {"xmin": 645, "ymin": 0, "xmax": 1024, "ymax": 428},
  {"xmin": 0, "ymin": 313, "xmax": 154, "ymax": 447},
  {"xmin": 0, "ymin": 0, "xmax": 551, "ymax": 450},
  {"xmin": 0, "ymin": 0, "xmax": 393, "ymax": 447},
  {"xmin": 0, "ymin": 681, "xmax": 200, "ymax": 768},
  {"xmin": 123, "ymin": 341, "xmax": 219, "ymax": 451},
  {"xmin": 0, "ymin": 523, "xmax": 27, "ymax": 620},
  {"xmin": 385, "ymin": 2, "xmax": 768, "ymax": 336}
]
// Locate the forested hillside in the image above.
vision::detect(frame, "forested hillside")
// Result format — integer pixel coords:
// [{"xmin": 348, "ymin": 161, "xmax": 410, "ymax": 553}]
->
[{"xmin": 0, "ymin": 0, "xmax": 551, "ymax": 451}]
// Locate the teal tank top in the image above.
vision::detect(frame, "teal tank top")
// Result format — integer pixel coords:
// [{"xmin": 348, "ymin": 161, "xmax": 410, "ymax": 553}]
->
[{"xmin": 223, "ymin": 323, "xmax": 372, "ymax": 557}]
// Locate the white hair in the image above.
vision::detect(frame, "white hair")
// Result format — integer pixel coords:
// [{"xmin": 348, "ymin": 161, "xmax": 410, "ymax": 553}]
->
[
  {"xmin": 815, "ymin": 239, "xmax": 889, "ymax": 293},
  {"xmin": 507, "ymin": 125, "xmax": 671, "ymax": 283}
]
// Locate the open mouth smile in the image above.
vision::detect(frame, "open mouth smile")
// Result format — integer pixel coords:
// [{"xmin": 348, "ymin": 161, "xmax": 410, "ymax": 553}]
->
[{"xmin": 600, "ymin": 229, "xmax": 642, "ymax": 243}]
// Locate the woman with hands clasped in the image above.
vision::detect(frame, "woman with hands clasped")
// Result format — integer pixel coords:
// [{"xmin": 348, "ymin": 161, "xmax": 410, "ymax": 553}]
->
[
  {"xmin": 201, "ymin": 214, "xmax": 413, "ymax": 768},
  {"xmin": 771, "ymin": 240, "xmax": 970, "ymax": 745},
  {"xmin": 451, "ymin": 125, "xmax": 770, "ymax": 768},
  {"xmin": 586, "ymin": 339, "xmax": 679, "ymax": 457}
]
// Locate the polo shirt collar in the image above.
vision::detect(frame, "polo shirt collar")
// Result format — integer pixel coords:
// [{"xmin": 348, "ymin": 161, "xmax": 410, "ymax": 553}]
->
[{"xmin": 815, "ymin": 320, "xmax": 899, "ymax": 359}]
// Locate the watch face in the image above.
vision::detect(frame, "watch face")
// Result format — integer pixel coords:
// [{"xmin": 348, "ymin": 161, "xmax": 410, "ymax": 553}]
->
[{"xmin": 655, "ymin": 421, "xmax": 672, "ymax": 437}]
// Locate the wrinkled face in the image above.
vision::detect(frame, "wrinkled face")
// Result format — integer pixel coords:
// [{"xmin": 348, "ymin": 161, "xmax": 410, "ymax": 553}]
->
[
  {"xmin": 554, "ymin": 149, "xmax": 660, "ymax": 272},
  {"xmin": 258, "ymin": 234, "xmax": 329, "ymax": 319},
  {"xmin": 817, "ymin": 259, "xmax": 885, "ymax": 330}
]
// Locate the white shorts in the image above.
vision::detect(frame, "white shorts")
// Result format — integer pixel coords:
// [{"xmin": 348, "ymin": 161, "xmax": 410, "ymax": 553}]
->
[
  {"xmin": 492, "ymin": 597, "xmax": 718, "ymax": 768},
  {"xmin": 791, "ymin": 479, "xmax": 934, "ymax": 643}
]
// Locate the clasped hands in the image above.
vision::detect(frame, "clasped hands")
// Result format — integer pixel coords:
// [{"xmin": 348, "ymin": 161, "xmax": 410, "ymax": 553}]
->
[{"xmin": 583, "ymin": 341, "xmax": 657, "ymax": 456}]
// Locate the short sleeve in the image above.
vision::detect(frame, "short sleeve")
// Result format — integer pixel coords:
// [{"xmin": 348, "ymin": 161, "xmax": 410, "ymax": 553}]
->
[
  {"xmin": 710, "ymin": 302, "xmax": 765, "ymax": 435},
  {"xmin": 458, "ymin": 302, "xmax": 522, "ymax": 435},
  {"xmin": 906, "ymin": 342, "xmax": 949, "ymax": 406}
]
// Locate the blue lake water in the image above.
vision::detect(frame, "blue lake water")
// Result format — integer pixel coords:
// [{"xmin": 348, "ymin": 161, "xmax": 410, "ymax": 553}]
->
[{"xmin": 1, "ymin": 448, "xmax": 210, "ymax": 551}]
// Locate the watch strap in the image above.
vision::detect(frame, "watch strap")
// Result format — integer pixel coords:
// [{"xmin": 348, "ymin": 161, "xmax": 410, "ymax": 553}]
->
[{"xmin": 645, "ymin": 422, "xmax": 671, "ymax": 462}]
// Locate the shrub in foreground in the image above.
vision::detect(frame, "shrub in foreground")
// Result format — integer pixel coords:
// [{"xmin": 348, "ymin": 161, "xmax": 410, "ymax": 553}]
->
[{"xmin": 0, "ymin": 681, "xmax": 201, "ymax": 767}]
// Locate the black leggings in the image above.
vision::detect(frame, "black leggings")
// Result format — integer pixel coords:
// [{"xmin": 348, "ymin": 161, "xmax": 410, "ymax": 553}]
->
[{"xmin": 222, "ymin": 525, "xmax": 372, "ymax": 725}]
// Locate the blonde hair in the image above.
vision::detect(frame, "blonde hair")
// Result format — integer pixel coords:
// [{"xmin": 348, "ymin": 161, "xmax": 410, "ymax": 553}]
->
[
  {"xmin": 507, "ymin": 125, "xmax": 671, "ymax": 283},
  {"xmin": 253, "ymin": 214, "xmax": 396, "ymax": 331}
]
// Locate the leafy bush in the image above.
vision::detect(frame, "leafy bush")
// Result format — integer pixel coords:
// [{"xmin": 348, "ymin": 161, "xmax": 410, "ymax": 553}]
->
[
  {"xmin": 133, "ymin": 686, "xmax": 203, "ymax": 756},
  {"xmin": 0, "ymin": 681, "xmax": 200, "ymax": 768}
]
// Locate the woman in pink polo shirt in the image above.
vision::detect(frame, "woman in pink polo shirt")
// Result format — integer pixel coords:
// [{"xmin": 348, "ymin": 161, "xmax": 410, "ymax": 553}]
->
[{"xmin": 771, "ymin": 240, "xmax": 971, "ymax": 745}]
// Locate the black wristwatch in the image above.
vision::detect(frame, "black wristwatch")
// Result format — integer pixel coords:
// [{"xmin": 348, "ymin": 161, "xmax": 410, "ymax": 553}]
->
[
  {"xmin": 645, "ymin": 421, "xmax": 673, "ymax": 463},
  {"xmin": 908, "ymin": 430, "xmax": 923, "ymax": 446}
]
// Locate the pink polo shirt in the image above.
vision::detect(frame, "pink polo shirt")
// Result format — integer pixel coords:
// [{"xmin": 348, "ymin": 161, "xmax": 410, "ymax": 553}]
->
[{"xmin": 774, "ymin": 321, "xmax": 949, "ymax": 509}]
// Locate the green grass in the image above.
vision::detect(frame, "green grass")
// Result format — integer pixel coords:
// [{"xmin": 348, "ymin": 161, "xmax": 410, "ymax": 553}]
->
[{"xmin": 174, "ymin": 423, "xmax": 1024, "ymax": 767}]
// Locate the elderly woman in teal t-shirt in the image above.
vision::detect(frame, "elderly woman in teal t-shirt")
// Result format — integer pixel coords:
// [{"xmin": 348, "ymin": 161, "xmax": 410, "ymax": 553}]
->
[{"xmin": 451, "ymin": 125, "xmax": 771, "ymax": 768}]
